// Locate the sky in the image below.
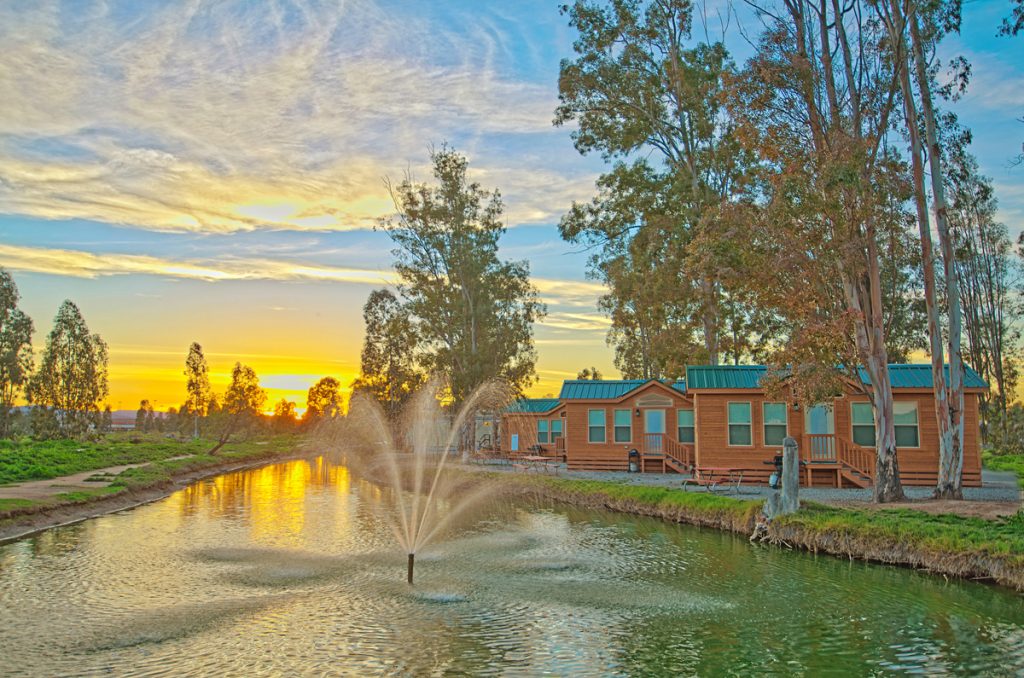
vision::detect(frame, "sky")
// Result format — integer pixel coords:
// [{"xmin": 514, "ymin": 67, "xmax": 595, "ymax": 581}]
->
[{"xmin": 0, "ymin": 0, "xmax": 1021, "ymax": 413}]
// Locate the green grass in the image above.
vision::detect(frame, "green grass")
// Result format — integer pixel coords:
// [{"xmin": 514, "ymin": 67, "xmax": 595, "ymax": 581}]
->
[
  {"xmin": 491, "ymin": 473, "xmax": 1024, "ymax": 565},
  {"xmin": 0, "ymin": 498, "xmax": 37, "ymax": 511},
  {"xmin": 983, "ymin": 452, "xmax": 1024, "ymax": 488},
  {"xmin": 0, "ymin": 434, "xmax": 300, "ymax": 485},
  {"xmin": 778, "ymin": 502, "xmax": 1024, "ymax": 564}
]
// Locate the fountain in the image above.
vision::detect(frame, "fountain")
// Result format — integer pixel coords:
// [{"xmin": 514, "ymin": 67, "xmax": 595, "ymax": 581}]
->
[{"xmin": 345, "ymin": 378, "xmax": 511, "ymax": 584}]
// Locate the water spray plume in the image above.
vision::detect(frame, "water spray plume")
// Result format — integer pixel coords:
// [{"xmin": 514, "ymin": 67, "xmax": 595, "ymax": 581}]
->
[{"xmin": 346, "ymin": 377, "xmax": 514, "ymax": 584}]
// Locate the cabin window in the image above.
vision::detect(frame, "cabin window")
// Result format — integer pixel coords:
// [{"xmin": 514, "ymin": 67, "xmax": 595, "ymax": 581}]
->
[
  {"xmin": 763, "ymin": 403, "xmax": 788, "ymax": 446},
  {"xmin": 537, "ymin": 419, "xmax": 549, "ymax": 444},
  {"xmin": 613, "ymin": 409, "xmax": 632, "ymax": 443},
  {"xmin": 550, "ymin": 419, "xmax": 563, "ymax": 442},
  {"xmin": 677, "ymin": 409, "xmax": 695, "ymax": 444},
  {"xmin": 894, "ymin": 401, "xmax": 920, "ymax": 447},
  {"xmin": 588, "ymin": 409, "xmax": 606, "ymax": 443},
  {"xmin": 728, "ymin": 402, "xmax": 752, "ymax": 446},
  {"xmin": 851, "ymin": 402, "xmax": 875, "ymax": 446}
]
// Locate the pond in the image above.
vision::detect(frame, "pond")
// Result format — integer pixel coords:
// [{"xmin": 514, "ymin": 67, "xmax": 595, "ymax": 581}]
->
[{"xmin": 1, "ymin": 456, "xmax": 1022, "ymax": 676}]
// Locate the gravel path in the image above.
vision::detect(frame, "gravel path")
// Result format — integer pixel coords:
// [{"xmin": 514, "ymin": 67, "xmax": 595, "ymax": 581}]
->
[{"xmin": 475, "ymin": 462, "xmax": 1021, "ymax": 504}]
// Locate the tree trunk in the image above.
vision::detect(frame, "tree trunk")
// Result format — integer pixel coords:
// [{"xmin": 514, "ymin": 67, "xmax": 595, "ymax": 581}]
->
[
  {"xmin": 910, "ymin": 12, "xmax": 964, "ymax": 499},
  {"xmin": 886, "ymin": 2, "xmax": 956, "ymax": 499}
]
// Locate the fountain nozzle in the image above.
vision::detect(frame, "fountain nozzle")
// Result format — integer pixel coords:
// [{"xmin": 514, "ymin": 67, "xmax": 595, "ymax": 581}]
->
[{"xmin": 407, "ymin": 552, "xmax": 415, "ymax": 585}]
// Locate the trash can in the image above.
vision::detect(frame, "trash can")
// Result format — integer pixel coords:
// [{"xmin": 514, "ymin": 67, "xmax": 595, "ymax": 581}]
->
[{"xmin": 628, "ymin": 448, "xmax": 640, "ymax": 473}]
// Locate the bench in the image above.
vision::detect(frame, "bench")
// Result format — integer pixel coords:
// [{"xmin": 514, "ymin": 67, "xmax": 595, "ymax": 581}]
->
[{"xmin": 682, "ymin": 467, "xmax": 744, "ymax": 494}]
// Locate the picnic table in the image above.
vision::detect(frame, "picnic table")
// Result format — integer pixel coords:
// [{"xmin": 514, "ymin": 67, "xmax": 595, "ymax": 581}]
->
[
  {"xmin": 512, "ymin": 455, "xmax": 560, "ymax": 475},
  {"xmin": 681, "ymin": 467, "xmax": 744, "ymax": 494}
]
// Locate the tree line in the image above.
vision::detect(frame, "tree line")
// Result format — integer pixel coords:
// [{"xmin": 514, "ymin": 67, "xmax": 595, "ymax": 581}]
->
[
  {"xmin": 0, "ymin": 268, "xmax": 345, "ymax": 451},
  {"xmin": 553, "ymin": 0, "xmax": 1022, "ymax": 501}
]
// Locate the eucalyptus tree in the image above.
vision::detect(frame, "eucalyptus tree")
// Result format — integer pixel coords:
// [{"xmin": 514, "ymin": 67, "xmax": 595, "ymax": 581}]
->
[
  {"xmin": 0, "ymin": 269, "xmax": 33, "ymax": 438},
  {"xmin": 210, "ymin": 362, "xmax": 266, "ymax": 454},
  {"xmin": 380, "ymin": 146, "xmax": 545, "ymax": 407},
  {"xmin": 873, "ymin": 0, "xmax": 971, "ymax": 498},
  {"xmin": 727, "ymin": 0, "xmax": 912, "ymax": 501},
  {"xmin": 350, "ymin": 289, "xmax": 423, "ymax": 419},
  {"xmin": 555, "ymin": 0, "xmax": 752, "ymax": 366},
  {"xmin": 304, "ymin": 376, "xmax": 343, "ymax": 422},
  {"xmin": 29, "ymin": 300, "xmax": 108, "ymax": 438},
  {"xmin": 183, "ymin": 342, "xmax": 210, "ymax": 438}
]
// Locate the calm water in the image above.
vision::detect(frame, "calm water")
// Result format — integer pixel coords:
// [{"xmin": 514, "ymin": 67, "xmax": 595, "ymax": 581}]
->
[{"xmin": 1, "ymin": 456, "xmax": 1022, "ymax": 676}]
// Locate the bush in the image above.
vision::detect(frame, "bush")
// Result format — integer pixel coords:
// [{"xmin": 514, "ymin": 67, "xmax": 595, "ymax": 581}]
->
[{"xmin": 986, "ymin": 404, "xmax": 1024, "ymax": 456}]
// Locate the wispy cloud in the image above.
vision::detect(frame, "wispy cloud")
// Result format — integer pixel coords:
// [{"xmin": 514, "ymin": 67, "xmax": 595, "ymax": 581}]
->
[
  {"xmin": 0, "ymin": 0, "xmax": 590, "ymax": 233},
  {"xmin": 0, "ymin": 242, "xmax": 605, "ymax": 310},
  {"xmin": 0, "ymin": 243, "xmax": 397, "ymax": 285}
]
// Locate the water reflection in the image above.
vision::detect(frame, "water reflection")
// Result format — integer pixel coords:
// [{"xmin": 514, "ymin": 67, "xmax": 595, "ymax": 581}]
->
[{"xmin": 0, "ymin": 455, "xmax": 1021, "ymax": 677}]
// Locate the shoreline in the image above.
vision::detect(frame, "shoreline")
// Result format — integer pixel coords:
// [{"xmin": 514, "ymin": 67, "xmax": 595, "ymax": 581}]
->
[
  {"xmin": 477, "ymin": 470, "xmax": 1024, "ymax": 592},
  {"xmin": 0, "ymin": 447, "xmax": 318, "ymax": 545}
]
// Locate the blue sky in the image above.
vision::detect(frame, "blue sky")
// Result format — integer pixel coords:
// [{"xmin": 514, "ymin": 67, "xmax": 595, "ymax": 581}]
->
[{"xmin": 0, "ymin": 0, "xmax": 1020, "ymax": 410}]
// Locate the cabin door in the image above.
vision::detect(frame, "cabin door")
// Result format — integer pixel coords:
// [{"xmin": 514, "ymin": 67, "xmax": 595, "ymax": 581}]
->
[
  {"xmin": 643, "ymin": 409, "xmax": 666, "ymax": 454},
  {"xmin": 804, "ymin": 404, "xmax": 835, "ymax": 460}
]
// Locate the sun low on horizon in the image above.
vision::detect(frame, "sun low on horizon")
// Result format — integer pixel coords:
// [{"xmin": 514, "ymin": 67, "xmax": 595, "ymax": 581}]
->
[{"xmin": 1, "ymin": 0, "xmax": 1021, "ymax": 414}]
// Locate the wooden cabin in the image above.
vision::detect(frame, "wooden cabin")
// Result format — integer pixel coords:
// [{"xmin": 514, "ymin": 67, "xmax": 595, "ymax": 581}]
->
[
  {"xmin": 547, "ymin": 379, "xmax": 692, "ymax": 473},
  {"xmin": 501, "ymin": 364, "xmax": 986, "ymax": 488},
  {"xmin": 686, "ymin": 364, "xmax": 985, "ymax": 487},
  {"xmin": 501, "ymin": 398, "xmax": 566, "ymax": 460}
]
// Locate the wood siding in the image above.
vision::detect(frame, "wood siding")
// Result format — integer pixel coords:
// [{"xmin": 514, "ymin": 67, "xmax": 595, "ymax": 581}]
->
[{"xmin": 562, "ymin": 382, "xmax": 693, "ymax": 471}]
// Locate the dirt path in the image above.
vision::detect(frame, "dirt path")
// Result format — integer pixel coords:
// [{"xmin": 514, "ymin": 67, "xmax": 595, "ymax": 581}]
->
[{"xmin": 0, "ymin": 456, "xmax": 194, "ymax": 500}]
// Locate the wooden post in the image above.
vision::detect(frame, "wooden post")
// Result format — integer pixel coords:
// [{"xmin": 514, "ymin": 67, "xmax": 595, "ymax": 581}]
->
[{"xmin": 781, "ymin": 436, "xmax": 800, "ymax": 514}]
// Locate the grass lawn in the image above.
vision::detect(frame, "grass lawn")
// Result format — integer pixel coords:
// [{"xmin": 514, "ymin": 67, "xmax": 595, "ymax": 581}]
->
[
  {"xmin": 0, "ymin": 433, "xmax": 299, "ymax": 485},
  {"xmin": 983, "ymin": 452, "xmax": 1024, "ymax": 488},
  {"xmin": 503, "ymin": 474, "xmax": 1024, "ymax": 569},
  {"xmin": 0, "ymin": 434, "xmax": 304, "ymax": 519}
]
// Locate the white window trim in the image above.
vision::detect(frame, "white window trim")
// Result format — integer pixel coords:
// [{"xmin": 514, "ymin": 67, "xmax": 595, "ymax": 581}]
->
[
  {"xmin": 727, "ymin": 401, "xmax": 753, "ymax": 447},
  {"xmin": 677, "ymin": 408, "xmax": 695, "ymax": 444},
  {"xmin": 613, "ymin": 409, "xmax": 632, "ymax": 444},
  {"xmin": 762, "ymin": 402, "xmax": 788, "ymax": 448},
  {"xmin": 588, "ymin": 408, "xmax": 606, "ymax": 444},
  {"xmin": 850, "ymin": 402, "xmax": 875, "ymax": 448},
  {"xmin": 893, "ymin": 401, "xmax": 921, "ymax": 449}
]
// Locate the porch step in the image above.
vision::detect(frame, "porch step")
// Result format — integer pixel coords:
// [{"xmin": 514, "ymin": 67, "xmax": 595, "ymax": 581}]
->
[
  {"xmin": 840, "ymin": 468, "xmax": 872, "ymax": 489},
  {"xmin": 664, "ymin": 457, "xmax": 689, "ymax": 475}
]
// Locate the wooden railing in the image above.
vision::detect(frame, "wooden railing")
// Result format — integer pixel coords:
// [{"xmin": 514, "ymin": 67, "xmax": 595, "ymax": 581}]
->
[
  {"xmin": 642, "ymin": 433, "xmax": 693, "ymax": 470},
  {"xmin": 555, "ymin": 437, "xmax": 565, "ymax": 454},
  {"xmin": 801, "ymin": 434, "xmax": 874, "ymax": 480},
  {"xmin": 835, "ymin": 436, "xmax": 874, "ymax": 479},
  {"xmin": 804, "ymin": 434, "xmax": 836, "ymax": 462},
  {"xmin": 642, "ymin": 433, "xmax": 665, "ymax": 454}
]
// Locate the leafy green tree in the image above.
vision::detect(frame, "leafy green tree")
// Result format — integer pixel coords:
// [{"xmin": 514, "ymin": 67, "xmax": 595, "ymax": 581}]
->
[
  {"xmin": 99, "ymin": 404, "xmax": 113, "ymax": 434},
  {"xmin": 725, "ymin": 0, "xmax": 914, "ymax": 501},
  {"xmin": 556, "ymin": 0, "xmax": 752, "ymax": 365},
  {"xmin": 0, "ymin": 269, "xmax": 34, "ymax": 438},
  {"xmin": 350, "ymin": 289, "xmax": 424, "ymax": 418},
  {"xmin": 135, "ymin": 399, "xmax": 154, "ymax": 433},
  {"xmin": 272, "ymin": 398, "xmax": 298, "ymax": 431},
  {"xmin": 576, "ymin": 367, "xmax": 603, "ymax": 380},
  {"xmin": 184, "ymin": 342, "xmax": 210, "ymax": 438},
  {"xmin": 304, "ymin": 376, "xmax": 342, "ymax": 423},
  {"xmin": 28, "ymin": 300, "xmax": 108, "ymax": 438},
  {"xmin": 381, "ymin": 146, "xmax": 545, "ymax": 406},
  {"xmin": 210, "ymin": 362, "xmax": 266, "ymax": 453}
]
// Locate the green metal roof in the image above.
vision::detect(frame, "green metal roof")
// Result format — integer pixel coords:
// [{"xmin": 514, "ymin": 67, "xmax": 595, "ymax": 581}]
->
[
  {"xmin": 506, "ymin": 398, "xmax": 561, "ymax": 414},
  {"xmin": 559, "ymin": 379, "xmax": 686, "ymax": 400},
  {"xmin": 686, "ymin": 366, "xmax": 768, "ymax": 390},
  {"xmin": 685, "ymin": 364, "xmax": 988, "ymax": 390},
  {"xmin": 860, "ymin": 364, "xmax": 988, "ymax": 390}
]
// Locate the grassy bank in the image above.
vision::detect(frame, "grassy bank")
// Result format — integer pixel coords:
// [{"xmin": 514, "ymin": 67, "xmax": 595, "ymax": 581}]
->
[
  {"xmin": 494, "ymin": 473, "xmax": 1024, "ymax": 590},
  {"xmin": 0, "ymin": 434, "xmax": 223, "ymax": 485},
  {"xmin": 983, "ymin": 452, "xmax": 1024, "ymax": 488},
  {"xmin": 0, "ymin": 434, "xmax": 306, "ymax": 520}
]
